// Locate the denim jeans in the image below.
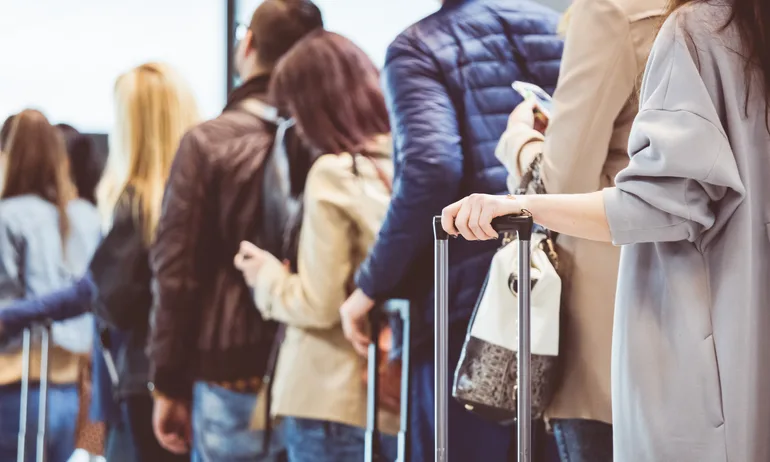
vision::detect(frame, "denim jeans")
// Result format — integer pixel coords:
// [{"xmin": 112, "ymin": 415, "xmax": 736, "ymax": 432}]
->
[
  {"xmin": 551, "ymin": 419, "xmax": 613, "ymax": 462},
  {"xmin": 283, "ymin": 417, "xmax": 398, "ymax": 462},
  {"xmin": 191, "ymin": 382, "xmax": 286, "ymax": 462},
  {"xmin": 0, "ymin": 383, "xmax": 79, "ymax": 462}
]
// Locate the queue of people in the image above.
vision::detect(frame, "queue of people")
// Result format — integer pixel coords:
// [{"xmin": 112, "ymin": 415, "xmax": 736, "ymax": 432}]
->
[{"xmin": 1, "ymin": 0, "xmax": 767, "ymax": 461}]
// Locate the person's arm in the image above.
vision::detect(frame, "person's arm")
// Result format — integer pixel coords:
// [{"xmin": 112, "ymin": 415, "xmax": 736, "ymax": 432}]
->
[
  {"xmin": 249, "ymin": 157, "xmax": 360, "ymax": 329},
  {"xmin": 355, "ymin": 34, "xmax": 464, "ymax": 301},
  {"xmin": 445, "ymin": 14, "xmax": 744, "ymax": 246},
  {"xmin": 497, "ymin": 0, "xmax": 641, "ymax": 194},
  {"xmin": 0, "ymin": 276, "xmax": 94, "ymax": 335},
  {"xmin": 148, "ymin": 131, "xmax": 208, "ymax": 401}
]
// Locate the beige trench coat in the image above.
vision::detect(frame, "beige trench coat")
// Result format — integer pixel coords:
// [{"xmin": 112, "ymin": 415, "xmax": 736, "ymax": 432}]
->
[{"xmin": 496, "ymin": 0, "xmax": 666, "ymax": 424}]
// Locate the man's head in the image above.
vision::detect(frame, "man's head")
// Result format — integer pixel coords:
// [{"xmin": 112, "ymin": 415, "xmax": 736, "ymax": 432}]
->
[{"xmin": 235, "ymin": 0, "xmax": 324, "ymax": 81}]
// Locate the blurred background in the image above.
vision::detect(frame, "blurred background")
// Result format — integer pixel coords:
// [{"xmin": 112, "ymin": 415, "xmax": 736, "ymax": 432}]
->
[{"xmin": 0, "ymin": 0, "xmax": 569, "ymax": 152}]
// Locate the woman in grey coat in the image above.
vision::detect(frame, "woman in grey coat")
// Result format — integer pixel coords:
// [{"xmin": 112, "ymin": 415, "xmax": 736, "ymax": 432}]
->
[{"xmin": 442, "ymin": 0, "xmax": 770, "ymax": 460}]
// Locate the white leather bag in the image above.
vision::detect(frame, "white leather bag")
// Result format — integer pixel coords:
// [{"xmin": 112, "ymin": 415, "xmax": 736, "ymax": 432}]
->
[{"xmin": 470, "ymin": 232, "xmax": 561, "ymax": 357}]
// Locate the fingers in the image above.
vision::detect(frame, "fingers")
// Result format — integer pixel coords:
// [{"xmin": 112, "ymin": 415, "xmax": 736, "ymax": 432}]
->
[
  {"xmin": 478, "ymin": 203, "xmax": 500, "ymax": 240},
  {"xmin": 352, "ymin": 339, "xmax": 369, "ymax": 357},
  {"xmin": 453, "ymin": 197, "xmax": 475, "ymax": 241},
  {"xmin": 157, "ymin": 432, "xmax": 189, "ymax": 455},
  {"xmin": 467, "ymin": 196, "xmax": 492, "ymax": 241},
  {"xmin": 441, "ymin": 200, "xmax": 462, "ymax": 236},
  {"xmin": 233, "ymin": 252, "xmax": 245, "ymax": 270},
  {"xmin": 443, "ymin": 194, "xmax": 511, "ymax": 241},
  {"xmin": 239, "ymin": 240, "xmax": 261, "ymax": 257}
]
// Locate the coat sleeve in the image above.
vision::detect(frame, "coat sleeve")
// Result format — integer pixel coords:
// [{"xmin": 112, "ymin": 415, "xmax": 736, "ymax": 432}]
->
[
  {"xmin": 252, "ymin": 157, "xmax": 357, "ymax": 330},
  {"xmin": 497, "ymin": 0, "xmax": 640, "ymax": 194},
  {"xmin": 603, "ymin": 13, "xmax": 745, "ymax": 246},
  {"xmin": 355, "ymin": 35, "xmax": 463, "ymax": 300},
  {"xmin": 149, "ymin": 130, "xmax": 208, "ymax": 400},
  {"xmin": 0, "ymin": 276, "xmax": 94, "ymax": 335}
]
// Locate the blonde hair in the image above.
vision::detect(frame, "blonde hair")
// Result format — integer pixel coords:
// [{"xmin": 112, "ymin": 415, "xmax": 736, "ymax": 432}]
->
[{"xmin": 103, "ymin": 62, "xmax": 199, "ymax": 243}]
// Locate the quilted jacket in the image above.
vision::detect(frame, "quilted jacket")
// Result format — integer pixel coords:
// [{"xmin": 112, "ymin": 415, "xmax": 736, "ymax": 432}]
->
[{"xmin": 356, "ymin": 0, "xmax": 563, "ymax": 331}]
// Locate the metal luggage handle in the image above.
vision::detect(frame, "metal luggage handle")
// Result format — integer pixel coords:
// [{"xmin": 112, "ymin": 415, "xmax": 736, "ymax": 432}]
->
[
  {"xmin": 432, "ymin": 213, "xmax": 535, "ymax": 462},
  {"xmin": 19, "ymin": 323, "xmax": 51, "ymax": 462},
  {"xmin": 432, "ymin": 214, "xmax": 534, "ymax": 241}
]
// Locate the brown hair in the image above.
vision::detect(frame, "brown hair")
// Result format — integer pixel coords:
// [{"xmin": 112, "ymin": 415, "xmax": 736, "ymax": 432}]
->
[
  {"xmin": 2, "ymin": 110, "xmax": 75, "ymax": 244},
  {"xmin": 665, "ymin": 0, "xmax": 770, "ymax": 125},
  {"xmin": 270, "ymin": 31, "xmax": 390, "ymax": 154},
  {"xmin": 250, "ymin": 0, "xmax": 324, "ymax": 70}
]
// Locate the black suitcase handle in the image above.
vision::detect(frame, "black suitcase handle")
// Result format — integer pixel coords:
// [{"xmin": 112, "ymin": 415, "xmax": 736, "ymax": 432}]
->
[{"xmin": 433, "ymin": 213, "xmax": 534, "ymax": 241}]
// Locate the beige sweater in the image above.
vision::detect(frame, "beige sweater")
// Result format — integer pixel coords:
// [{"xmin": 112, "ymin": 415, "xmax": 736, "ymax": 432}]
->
[{"xmin": 252, "ymin": 138, "xmax": 399, "ymax": 434}]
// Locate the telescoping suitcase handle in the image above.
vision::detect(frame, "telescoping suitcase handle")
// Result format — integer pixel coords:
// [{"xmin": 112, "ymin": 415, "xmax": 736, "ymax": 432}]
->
[
  {"xmin": 433, "ymin": 213, "xmax": 534, "ymax": 462},
  {"xmin": 365, "ymin": 300, "xmax": 411, "ymax": 462},
  {"xmin": 18, "ymin": 324, "xmax": 52, "ymax": 462}
]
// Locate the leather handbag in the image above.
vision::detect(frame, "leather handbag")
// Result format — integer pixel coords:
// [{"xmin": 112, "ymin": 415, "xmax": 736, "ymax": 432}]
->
[{"xmin": 452, "ymin": 153, "xmax": 562, "ymax": 423}]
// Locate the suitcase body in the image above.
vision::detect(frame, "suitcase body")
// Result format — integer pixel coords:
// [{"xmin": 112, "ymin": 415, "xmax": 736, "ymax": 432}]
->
[
  {"xmin": 18, "ymin": 324, "xmax": 52, "ymax": 462},
  {"xmin": 365, "ymin": 299, "xmax": 411, "ymax": 462},
  {"xmin": 433, "ymin": 214, "xmax": 534, "ymax": 462}
]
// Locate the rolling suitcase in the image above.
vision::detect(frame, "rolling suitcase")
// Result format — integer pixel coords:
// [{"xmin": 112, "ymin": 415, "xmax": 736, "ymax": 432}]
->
[
  {"xmin": 366, "ymin": 299, "xmax": 411, "ymax": 462},
  {"xmin": 18, "ymin": 324, "xmax": 52, "ymax": 462},
  {"xmin": 433, "ymin": 213, "xmax": 535, "ymax": 462}
]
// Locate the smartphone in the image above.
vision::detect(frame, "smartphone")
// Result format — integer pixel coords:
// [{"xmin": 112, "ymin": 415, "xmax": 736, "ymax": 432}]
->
[{"xmin": 512, "ymin": 81, "xmax": 553, "ymax": 120}]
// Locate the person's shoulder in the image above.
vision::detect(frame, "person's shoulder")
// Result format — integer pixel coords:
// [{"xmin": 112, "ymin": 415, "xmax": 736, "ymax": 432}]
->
[
  {"xmin": 307, "ymin": 153, "xmax": 355, "ymax": 185},
  {"xmin": 659, "ymin": 0, "xmax": 730, "ymax": 42},
  {"xmin": 387, "ymin": 0, "xmax": 559, "ymax": 66},
  {"xmin": 604, "ymin": 0, "xmax": 667, "ymax": 23},
  {"xmin": 0, "ymin": 196, "xmax": 54, "ymax": 235},
  {"xmin": 0, "ymin": 195, "xmax": 50, "ymax": 219},
  {"xmin": 68, "ymin": 199, "xmax": 101, "ymax": 224}
]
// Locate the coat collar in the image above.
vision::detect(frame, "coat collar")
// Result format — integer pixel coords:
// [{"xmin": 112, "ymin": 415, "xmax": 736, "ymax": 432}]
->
[
  {"xmin": 442, "ymin": 0, "xmax": 474, "ymax": 9},
  {"xmin": 223, "ymin": 74, "xmax": 271, "ymax": 112}
]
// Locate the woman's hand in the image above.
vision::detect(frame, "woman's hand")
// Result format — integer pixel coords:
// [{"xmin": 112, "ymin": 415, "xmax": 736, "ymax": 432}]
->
[
  {"xmin": 508, "ymin": 98, "xmax": 548, "ymax": 134},
  {"xmin": 233, "ymin": 241, "xmax": 270, "ymax": 287},
  {"xmin": 340, "ymin": 289, "xmax": 375, "ymax": 356},
  {"xmin": 442, "ymin": 194, "xmax": 525, "ymax": 241}
]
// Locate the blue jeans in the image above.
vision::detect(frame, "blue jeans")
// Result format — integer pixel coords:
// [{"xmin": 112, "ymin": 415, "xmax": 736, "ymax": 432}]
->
[
  {"xmin": 283, "ymin": 417, "xmax": 398, "ymax": 462},
  {"xmin": 191, "ymin": 382, "xmax": 286, "ymax": 462},
  {"xmin": 551, "ymin": 419, "xmax": 613, "ymax": 462},
  {"xmin": 0, "ymin": 383, "xmax": 79, "ymax": 462}
]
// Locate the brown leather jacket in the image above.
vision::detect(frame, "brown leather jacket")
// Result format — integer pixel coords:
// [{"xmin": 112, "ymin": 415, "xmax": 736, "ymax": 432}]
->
[{"xmin": 149, "ymin": 76, "xmax": 282, "ymax": 400}]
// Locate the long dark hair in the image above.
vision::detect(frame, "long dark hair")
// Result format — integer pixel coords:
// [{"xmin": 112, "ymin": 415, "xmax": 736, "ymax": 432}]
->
[
  {"xmin": 270, "ymin": 30, "xmax": 390, "ymax": 155},
  {"xmin": 2, "ymin": 110, "xmax": 75, "ymax": 244},
  {"xmin": 667, "ymin": 0, "xmax": 770, "ymax": 121}
]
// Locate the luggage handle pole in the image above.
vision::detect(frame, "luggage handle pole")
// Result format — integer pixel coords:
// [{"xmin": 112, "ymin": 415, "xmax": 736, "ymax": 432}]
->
[
  {"xmin": 18, "ymin": 328, "xmax": 31, "ymax": 462},
  {"xmin": 433, "ymin": 217, "xmax": 449, "ymax": 462},
  {"xmin": 492, "ymin": 214, "xmax": 535, "ymax": 462},
  {"xmin": 398, "ymin": 302, "xmax": 411, "ymax": 462},
  {"xmin": 365, "ymin": 310, "xmax": 381, "ymax": 462},
  {"xmin": 36, "ymin": 325, "xmax": 50, "ymax": 462}
]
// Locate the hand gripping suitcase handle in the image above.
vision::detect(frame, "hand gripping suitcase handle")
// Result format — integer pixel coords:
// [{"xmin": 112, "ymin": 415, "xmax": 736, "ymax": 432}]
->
[{"xmin": 433, "ymin": 213, "xmax": 534, "ymax": 241}]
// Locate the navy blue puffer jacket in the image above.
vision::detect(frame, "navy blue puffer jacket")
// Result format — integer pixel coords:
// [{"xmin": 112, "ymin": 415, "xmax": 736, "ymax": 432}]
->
[{"xmin": 356, "ymin": 0, "xmax": 563, "ymax": 334}]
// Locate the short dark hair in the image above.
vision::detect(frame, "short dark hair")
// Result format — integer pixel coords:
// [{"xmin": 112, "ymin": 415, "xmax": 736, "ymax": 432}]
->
[
  {"xmin": 250, "ymin": 0, "xmax": 324, "ymax": 70},
  {"xmin": 57, "ymin": 124, "xmax": 106, "ymax": 205},
  {"xmin": 270, "ymin": 31, "xmax": 390, "ymax": 154}
]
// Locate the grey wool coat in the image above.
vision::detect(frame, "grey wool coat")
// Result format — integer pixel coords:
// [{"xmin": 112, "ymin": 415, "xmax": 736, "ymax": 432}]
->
[{"xmin": 602, "ymin": 2, "xmax": 770, "ymax": 461}]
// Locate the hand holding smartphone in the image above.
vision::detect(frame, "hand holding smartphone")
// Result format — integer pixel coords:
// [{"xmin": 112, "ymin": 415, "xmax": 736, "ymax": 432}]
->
[{"xmin": 512, "ymin": 81, "xmax": 553, "ymax": 125}]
